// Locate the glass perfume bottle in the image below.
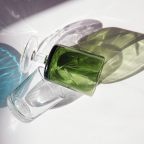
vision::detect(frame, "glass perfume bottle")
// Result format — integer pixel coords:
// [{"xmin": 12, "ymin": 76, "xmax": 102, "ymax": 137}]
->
[{"xmin": 7, "ymin": 19, "xmax": 103, "ymax": 122}]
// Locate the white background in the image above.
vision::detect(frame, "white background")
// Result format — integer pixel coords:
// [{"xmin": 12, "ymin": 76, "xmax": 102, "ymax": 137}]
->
[{"xmin": 1, "ymin": 0, "xmax": 144, "ymax": 144}]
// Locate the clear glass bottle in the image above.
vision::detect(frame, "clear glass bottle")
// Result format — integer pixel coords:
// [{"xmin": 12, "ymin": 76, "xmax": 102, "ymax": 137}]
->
[{"xmin": 7, "ymin": 67, "xmax": 80, "ymax": 122}]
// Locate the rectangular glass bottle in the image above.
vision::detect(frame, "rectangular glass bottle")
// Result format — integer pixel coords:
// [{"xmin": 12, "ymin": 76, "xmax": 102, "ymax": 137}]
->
[{"xmin": 44, "ymin": 45, "xmax": 105, "ymax": 96}]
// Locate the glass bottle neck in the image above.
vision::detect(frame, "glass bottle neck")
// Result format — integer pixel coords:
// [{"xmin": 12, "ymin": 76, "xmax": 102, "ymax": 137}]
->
[{"xmin": 32, "ymin": 52, "xmax": 48, "ymax": 65}]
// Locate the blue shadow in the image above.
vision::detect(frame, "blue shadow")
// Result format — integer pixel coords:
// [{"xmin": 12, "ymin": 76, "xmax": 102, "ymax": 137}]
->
[{"xmin": 0, "ymin": 43, "xmax": 25, "ymax": 107}]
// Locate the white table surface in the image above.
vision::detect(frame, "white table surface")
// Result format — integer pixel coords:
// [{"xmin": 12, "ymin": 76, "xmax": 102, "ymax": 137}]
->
[{"xmin": 1, "ymin": 0, "xmax": 144, "ymax": 144}]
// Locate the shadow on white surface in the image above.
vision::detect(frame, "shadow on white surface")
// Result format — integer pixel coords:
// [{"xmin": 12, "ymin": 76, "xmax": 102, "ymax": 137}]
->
[{"xmin": 0, "ymin": 0, "xmax": 68, "ymax": 30}]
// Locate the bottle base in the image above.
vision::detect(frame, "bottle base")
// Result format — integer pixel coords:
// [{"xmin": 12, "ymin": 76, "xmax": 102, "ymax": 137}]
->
[{"xmin": 7, "ymin": 96, "xmax": 33, "ymax": 123}]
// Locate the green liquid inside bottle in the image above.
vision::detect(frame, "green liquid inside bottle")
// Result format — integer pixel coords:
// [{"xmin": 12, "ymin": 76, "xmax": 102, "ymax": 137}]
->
[{"xmin": 44, "ymin": 45, "xmax": 105, "ymax": 96}]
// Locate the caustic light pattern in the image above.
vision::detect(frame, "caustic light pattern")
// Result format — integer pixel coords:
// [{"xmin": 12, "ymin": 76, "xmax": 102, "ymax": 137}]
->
[{"xmin": 0, "ymin": 44, "xmax": 23, "ymax": 107}]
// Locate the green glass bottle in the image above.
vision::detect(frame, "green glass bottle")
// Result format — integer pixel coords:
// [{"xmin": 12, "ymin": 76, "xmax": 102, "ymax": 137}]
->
[
  {"xmin": 44, "ymin": 45, "xmax": 105, "ymax": 96},
  {"xmin": 44, "ymin": 27, "xmax": 144, "ymax": 96}
]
